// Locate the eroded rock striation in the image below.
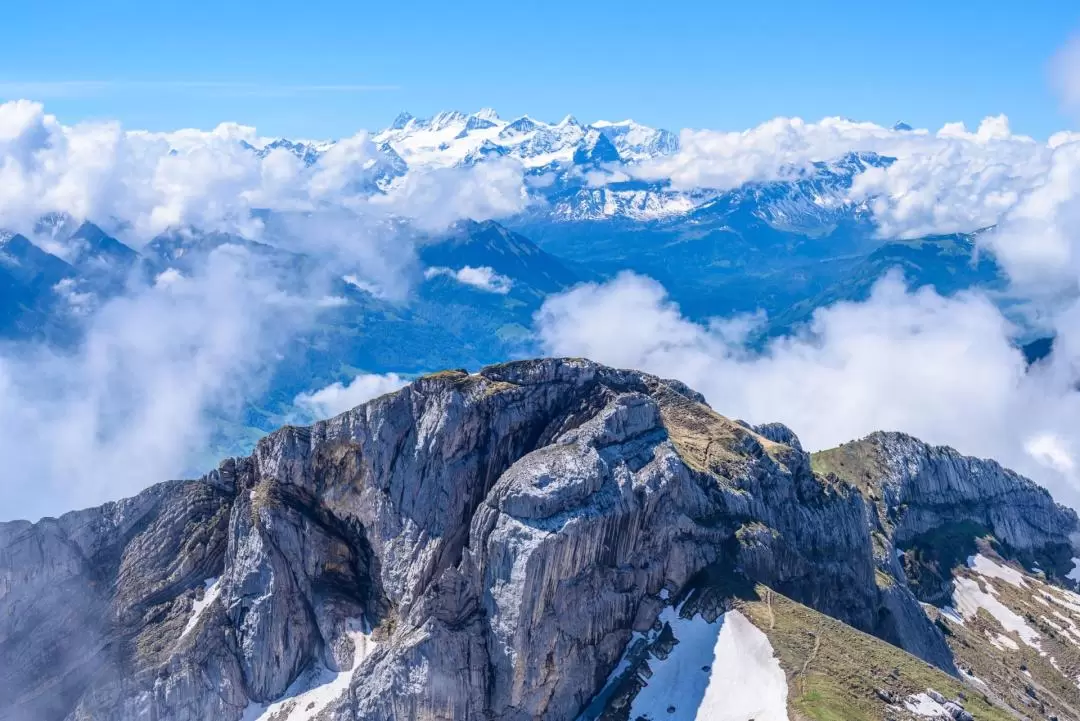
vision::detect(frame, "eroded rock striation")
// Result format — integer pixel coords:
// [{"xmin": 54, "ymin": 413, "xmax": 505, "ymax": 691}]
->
[{"xmin": 1, "ymin": 359, "xmax": 1076, "ymax": 721}]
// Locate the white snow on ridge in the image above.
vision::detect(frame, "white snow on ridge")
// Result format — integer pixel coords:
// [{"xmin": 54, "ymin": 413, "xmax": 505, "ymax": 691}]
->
[
  {"xmin": 625, "ymin": 608, "xmax": 789, "ymax": 721},
  {"xmin": 967, "ymin": 554, "xmax": 1027, "ymax": 588},
  {"xmin": 372, "ymin": 110, "xmax": 678, "ymax": 171},
  {"xmin": 987, "ymin": 632, "xmax": 1019, "ymax": 651}
]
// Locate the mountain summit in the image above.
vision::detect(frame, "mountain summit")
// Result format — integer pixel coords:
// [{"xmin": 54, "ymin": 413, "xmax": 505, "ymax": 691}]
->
[{"xmin": 2, "ymin": 358, "xmax": 1077, "ymax": 721}]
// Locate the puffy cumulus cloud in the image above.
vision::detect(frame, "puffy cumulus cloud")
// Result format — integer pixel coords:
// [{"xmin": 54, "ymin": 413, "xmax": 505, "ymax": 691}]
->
[
  {"xmin": 369, "ymin": 158, "xmax": 529, "ymax": 232},
  {"xmin": 293, "ymin": 372, "xmax": 408, "ymax": 420},
  {"xmin": 424, "ymin": 265, "xmax": 513, "ymax": 294},
  {"xmin": 636, "ymin": 114, "xmax": 1054, "ymax": 240},
  {"xmin": 536, "ymin": 271, "xmax": 1080, "ymax": 509},
  {"xmin": 0, "ymin": 100, "xmax": 529, "ymax": 242},
  {"xmin": 0, "ymin": 244, "xmax": 324, "ymax": 521},
  {"xmin": 981, "ymin": 141, "xmax": 1080, "ymax": 295}
]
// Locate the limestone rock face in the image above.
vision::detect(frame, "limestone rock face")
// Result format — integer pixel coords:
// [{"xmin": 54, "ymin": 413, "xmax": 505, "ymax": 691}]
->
[{"xmin": 1, "ymin": 358, "xmax": 1076, "ymax": 721}]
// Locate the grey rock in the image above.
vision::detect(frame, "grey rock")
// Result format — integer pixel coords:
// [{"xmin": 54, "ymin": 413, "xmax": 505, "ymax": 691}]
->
[{"xmin": 1, "ymin": 358, "xmax": 1076, "ymax": 721}]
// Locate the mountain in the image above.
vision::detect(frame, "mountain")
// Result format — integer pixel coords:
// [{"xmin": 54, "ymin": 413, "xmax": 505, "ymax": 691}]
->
[
  {"xmin": 229, "ymin": 111, "xmax": 919, "ymax": 227},
  {"xmin": 0, "ymin": 232, "xmax": 77, "ymax": 339},
  {"xmin": 768, "ymin": 231, "xmax": 1005, "ymax": 333},
  {"xmin": 591, "ymin": 118, "xmax": 680, "ymax": 161},
  {"xmin": 418, "ymin": 219, "xmax": 583, "ymax": 297},
  {"xmin": 60, "ymin": 222, "xmax": 140, "ymax": 293},
  {"xmin": 0, "ymin": 221, "xmax": 142, "ymax": 340},
  {"xmin": 255, "ymin": 138, "xmax": 326, "ymax": 167},
  {"xmin": 2, "ymin": 358, "xmax": 1078, "ymax": 721}
]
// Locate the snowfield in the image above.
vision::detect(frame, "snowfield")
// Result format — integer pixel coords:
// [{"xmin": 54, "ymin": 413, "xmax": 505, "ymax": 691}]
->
[
  {"xmin": 949, "ymin": 576, "xmax": 1041, "ymax": 649},
  {"xmin": 603, "ymin": 605, "xmax": 789, "ymax": 721}
]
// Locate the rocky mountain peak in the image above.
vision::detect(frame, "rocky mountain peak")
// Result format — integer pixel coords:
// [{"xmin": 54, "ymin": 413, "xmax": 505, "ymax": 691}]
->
[{"xmin": 2, "ymin": 358, "xmax": 1078, "ymax": 721}]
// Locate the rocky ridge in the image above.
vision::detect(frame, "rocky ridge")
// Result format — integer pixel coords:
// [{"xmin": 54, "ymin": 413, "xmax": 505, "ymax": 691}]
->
[{"xmin": 1, "ymin": 358, "xmax": 1077, "ymax": 721}]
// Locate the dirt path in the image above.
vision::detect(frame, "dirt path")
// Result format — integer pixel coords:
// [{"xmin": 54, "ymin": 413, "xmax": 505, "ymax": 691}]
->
[{"xmin": 796, "ymin": 629, "xmax": 821, "ymax": 695}]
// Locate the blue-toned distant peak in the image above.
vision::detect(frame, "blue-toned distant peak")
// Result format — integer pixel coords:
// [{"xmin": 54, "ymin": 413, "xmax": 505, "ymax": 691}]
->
[
  {"xmin": 892, "ymin": 120, "xmax": 913, "ymax": 131},
  {"xmin": 0, "ymin": 231, "xmax": 75, "ymax": 284},
  {"xmin": 376, "ymin": 141, "xmax": 409, "ymax": 174},
  {"xmin": 257, "ymin": 138, "xmax": 323, "ymax": 167},
  {"xmin": 573, "ymin": 129, "xmax": 621, "ymax": 165},
  {"xmin": 592, "ymin": 119, "xmax": 680, "ymax": 161},
  {"xmin": 369, "ymin": 108, "xmax": 683, "ymax": 180},
  {"xmin": 390, "ymin": 111, "xmax": 415, "ymax": 130},
  {"xmin": 499, "ymin": 115, "xmax": 542, "ymax": 138},
  {"xmin": 810, "ymin": 151, "xmax": 895, "ymax": 182},
  {"xmin": 461, "ymin": 115, "xmax": 498, "ymax": 134},
  {"xmin": 420, "ymin": 219, "xmax": 581, "ymax": 295},
  {"xmin": 33, "ymin": 211, "xmax": 80, "ymax": 240},
  {"xmin": 430, "ymin": 110, "xmax": 468, "ymax": 131},
  {"xmin": 462, "ymin": 140, "xmax": 510, "ymax": 166},
  {"xmin": 63, "ymin": 221, "xmax": 138, "ymax": 266}
]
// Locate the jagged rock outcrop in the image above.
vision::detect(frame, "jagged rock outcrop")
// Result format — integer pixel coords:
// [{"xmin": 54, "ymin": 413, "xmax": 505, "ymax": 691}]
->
[
  {"xmin": 1, "ymin": 359, "xmax": 1076, "ymax": 721},
  {"xmin": 813, "ymin": 432, "xmax": 1079, "ymax": 610}
]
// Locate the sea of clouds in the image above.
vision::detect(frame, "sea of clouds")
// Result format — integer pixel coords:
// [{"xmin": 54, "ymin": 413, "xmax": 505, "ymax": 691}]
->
[{"xmin": 6, "ymin": 39, "xmax": 1080, "ymax": 518}]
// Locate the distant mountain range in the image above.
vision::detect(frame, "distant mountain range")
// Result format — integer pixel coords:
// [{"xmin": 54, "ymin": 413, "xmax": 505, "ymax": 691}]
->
[
  {"xmin": 228, "ymin": 110, "xmax": 909, "ymax": 226},
  {"xmin": 0, "ymin": 115, "xmax": 1026, "ymax": 464}
]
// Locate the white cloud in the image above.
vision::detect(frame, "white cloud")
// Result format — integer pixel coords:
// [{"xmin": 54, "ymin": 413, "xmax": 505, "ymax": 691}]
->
[
  {"xmin": 536, "ymin": 271, "xmax": 1080, "ymax": 509},
  {"xmin": 634, "ymin": 114, "xmax": 1053, "ymax": 240},
  {"xmin": 52, "ymin": 278, "xmax": 95, "ymax": 313},
  {"xmin": 980, "ymin": 140, "xmax": 1080, "ymax": 294},
  {"xmin": 0, "ymin": 100, "xmax": 529, "ymax": 242},
  {"xmin": 294, "ymin": 372, "xmax": 408, "ymax": 419},
  {"xmin": 370, "ymin": 158, "xmax": 529, "ymax": 231},
  {"xmin": 424, "ymin": 265, "xmax": 513, "ymax": 294},
  {"xmin": 0, "ymin": 244, "xmax": 320, "ymax": 521}
]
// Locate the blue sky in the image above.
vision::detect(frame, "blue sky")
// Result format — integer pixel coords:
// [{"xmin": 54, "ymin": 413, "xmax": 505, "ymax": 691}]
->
[{"xmin": 4, "ymin": 0, "xmax": 1080, "ymax": 138}]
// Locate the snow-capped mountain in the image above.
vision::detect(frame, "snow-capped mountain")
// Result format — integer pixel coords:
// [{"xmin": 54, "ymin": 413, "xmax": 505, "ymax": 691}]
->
[
  {"xmin": 370, "ymin": 109, "xmax": 680, "ymax": 170},
  {"xmin": 686, "ymin": 151, "xmax": 892, "ymax": 232},
  {"xmin": 229, "ymin": 111, "xmax": 899, "ymax": 226}
]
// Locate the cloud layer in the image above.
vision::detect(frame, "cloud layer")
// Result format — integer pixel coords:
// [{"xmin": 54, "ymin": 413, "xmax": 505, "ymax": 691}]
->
[
  {"xmin": 632, "ymin": 115, "xmax": 1056, "ymax": 242},
  {"xmin": 0, "ymin": 100, "xmax": 529, "ymax": 243},
  {"xmin": 536, "ymin": 271, "xmax": 1080, "ymax": 509},
  {"xmin": 0, "ymin": 245, "xmax": 319, "ymax": 520},
  {"xmin": 293, "ymin": 372, "xmax": 409, "ymax": 419},
  {"xmin": 6, "ymin": 98, "xmax": 1080, "ymax": 520}
]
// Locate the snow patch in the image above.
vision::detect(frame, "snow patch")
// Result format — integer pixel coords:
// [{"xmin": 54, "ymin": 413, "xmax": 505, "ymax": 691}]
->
[
  {"xmin": 1044, "ymin": 585, "xmax": 1080, "ymax": 615},
  {"xmin": 242, "ymin": 618, "xmax": 376, "ymax": 721},
  {"xmin": 952, "ymin": 577, "xmax": 1041, "ymax": 649},
  {"xmin": 903, "ymin": 692, "xmax": 951, "ymax": 718},
  {"xmin": 967, "ymin": 554, "xmax": 1027, "ymax": 588},
  {"xmin": 613, "ymin": 607, "xmax": 789, "ymax": 721},
  {"xmin": 958, "ymin": 667, "xmax": 989, "ymax": 691},
  {"xmin": 987, "ymin": 632, "xmax": 1019, "ymax": 651},
  {"xmin": 179, "ymin": 577, "xmax": 220, "ymax": 641}
]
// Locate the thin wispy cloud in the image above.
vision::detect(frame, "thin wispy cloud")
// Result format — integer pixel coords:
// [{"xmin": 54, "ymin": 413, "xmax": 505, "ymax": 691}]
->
[{"xmin": 0, "ymin": 80, "xmax": 399, "ymax": 99}]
